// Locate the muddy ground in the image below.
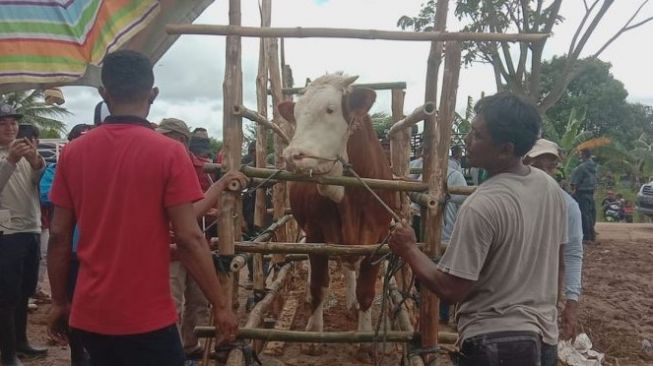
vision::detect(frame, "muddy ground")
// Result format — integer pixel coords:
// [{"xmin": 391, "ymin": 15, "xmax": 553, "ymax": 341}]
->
[{"xmin": 23, "ymin": 223, "xmax": 653, "ymax": 365}]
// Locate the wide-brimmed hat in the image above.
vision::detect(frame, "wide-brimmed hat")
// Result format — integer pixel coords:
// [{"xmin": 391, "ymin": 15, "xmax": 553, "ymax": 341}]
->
[
  {"xmin": 156, "ymin": 118, "xmax": 191, "ymax": 140},
  {"xmin": 526, "ymin": 138, "xmax": 560, "ymax": 159},
  {"xmin": 0, "ymin": 104, "xmax": 23, "ymax": 120}
]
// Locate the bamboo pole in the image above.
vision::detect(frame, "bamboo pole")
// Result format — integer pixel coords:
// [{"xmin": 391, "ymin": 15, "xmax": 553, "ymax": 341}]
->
[
  {"xmin": 268, "ymin": 32, "xmax": 290, "ymax": 268},
  {"xmin": 387, "ymin": 102, "xmax": 436, "ymax": 138},
  {"xmin": 388, "ymin": 282, "xmax": 424, "ymax": 366},
  {"xmin": 218, "ymin": 0, "xmax": 242, "ymax": 324},
  {"xmin": 195, "ymin": 327, "xmax": 459, "ymax": 344},
  {"xmin": 389, "ymin": 88, "xmax": 415, "ymax": 294},
  {"xmin": 226, "ymin": 214, "xmax": 293, "ymax": 272},
  {"xmin": 243, "ymin": 263, "xmax": 292, "ymax": 329},
  {"xmin": 167, "ymin": 24, "xmax": 549, "ymax": 43},
  {"xmin": 233, "ymin": 105, "xmax": 289, "ymax": 144},
  {"xmin": 419, "ymin": 1, "xmax": 449, "ymax": 363},
  {"xmin": 234, "ymin": 242, "xmax": 426, "ymax": 256},
  {"xmin": 407, "ymin": 192, "xmax": 438, "ymax": 210},
  {"xmin": 277, "ymin": 82, "xmax": 406, "ymax": 95}
]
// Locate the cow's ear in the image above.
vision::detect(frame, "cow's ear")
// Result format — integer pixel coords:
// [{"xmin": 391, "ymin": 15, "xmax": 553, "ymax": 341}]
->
[
  {"xmin": 347, "ymin": 88, "xmax": 376, "ymax": 114},
  {"xmin": 278, "ymin": 101, "xmax": 296, "ymax": 124}
]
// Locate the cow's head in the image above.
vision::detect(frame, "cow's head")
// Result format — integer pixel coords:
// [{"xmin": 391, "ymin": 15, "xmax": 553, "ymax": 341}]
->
[{"xmin": 279, "ymin": 73, "xmax": 376, "ymax": 176}]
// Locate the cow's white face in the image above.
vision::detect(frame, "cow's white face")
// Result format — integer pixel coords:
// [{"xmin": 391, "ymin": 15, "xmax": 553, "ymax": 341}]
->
[{"xmin": 280, "ymin": 74, "xmax": 376, "ymax": 176}]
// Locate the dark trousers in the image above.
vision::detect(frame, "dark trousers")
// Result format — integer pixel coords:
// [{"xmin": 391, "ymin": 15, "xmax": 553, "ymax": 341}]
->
[
  {"xmin": 0, "ymin": 233, "xmax": 40, "ymax": 361},
  {"xmin": 452, "ymin": 331, "xmax": 557, "ymax": 366},
  {"xmin": 73, "ymin": 324, "xmax": 185, "ymax": 366},
  {"xmin": 574, "ymin": 191, "xmax": 596, "ymax": 241}
]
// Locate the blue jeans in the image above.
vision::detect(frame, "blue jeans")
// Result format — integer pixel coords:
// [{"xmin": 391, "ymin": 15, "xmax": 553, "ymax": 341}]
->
[{"xmin": 452, "ymin": 331, "xmax": 557, "ymax": 366}]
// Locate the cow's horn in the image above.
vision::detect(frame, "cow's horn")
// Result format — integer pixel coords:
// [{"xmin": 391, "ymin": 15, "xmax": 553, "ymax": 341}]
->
[{"xmin": 342, "ymin": 75, "xmax": 358, "ymax": 87}]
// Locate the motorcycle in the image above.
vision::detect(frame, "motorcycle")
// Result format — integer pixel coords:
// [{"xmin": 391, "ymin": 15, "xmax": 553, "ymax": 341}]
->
[{"xmin": 604, "ymin": 202, "xmax": 624, "ymax": 222}]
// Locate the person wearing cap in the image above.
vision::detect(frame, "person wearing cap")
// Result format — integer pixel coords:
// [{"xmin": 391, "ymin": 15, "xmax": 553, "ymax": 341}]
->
[
  {"xmin": 388, "ymin": 92, "xmax": 566, "ymax": 365},
  {"xmin": 571, "ymin": 149, "xmax": 598, "ymax": 243},
  {"xmin": 525, "ymin": 139, "xmax": 584, "ymax": 342},
  {"xmin": 47, "ymin": 50, "xmax": 238, "ymax": 366},
  {"xmin": 0, "ymin": 104, "xmax": 47, "ymax": 366},
  {"xmin": 157, "ymin": 117, "xmax": 247, "ymax": 359}
]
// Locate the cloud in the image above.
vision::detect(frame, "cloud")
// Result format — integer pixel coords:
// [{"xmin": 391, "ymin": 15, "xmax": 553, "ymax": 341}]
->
[{"xmin": 57, "ymin": 0, "xmax": 652, "ymax": 140}]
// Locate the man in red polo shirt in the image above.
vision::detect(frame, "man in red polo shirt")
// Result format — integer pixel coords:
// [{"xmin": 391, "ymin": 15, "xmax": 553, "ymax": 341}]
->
[{"xmin": 46, "ymin": 50, "xmax": 237, "ymax": 366}]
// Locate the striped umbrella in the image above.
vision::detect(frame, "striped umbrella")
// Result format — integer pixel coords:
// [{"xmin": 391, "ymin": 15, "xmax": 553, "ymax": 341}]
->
[{"xmin": 0, "ymin": 0, "xmax": 213, "ymax": 91}]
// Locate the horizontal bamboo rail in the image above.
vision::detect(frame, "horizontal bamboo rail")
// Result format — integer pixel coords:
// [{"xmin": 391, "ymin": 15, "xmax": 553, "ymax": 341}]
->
[
  {"xmin": 388, "ymin": 102, "xmax": 436, "ymax": 137},
  {"xmin": 233, "ymin": 105, "xmax": 289, "ymax": 144},
  {"xmin": 167, "ymin": 24, "xmax": 549, "ymax": 43},
  {"xmin": 278, "ymin": 82, "xmax": 407, "ymax": 96},
  {"xmin": 195, "ymin": 327, "xmax": 458, "ymax": 344},
  {"xmin": 234, "ymin": 242, "xmax": 425, "ymax": 256},
  {"xmin": 241, "ymin": 165, "xmax": 475, "ymax": 195},
  {"xmin": 408, "ymin": 192, "xmax": 438, "ymax": 209}
]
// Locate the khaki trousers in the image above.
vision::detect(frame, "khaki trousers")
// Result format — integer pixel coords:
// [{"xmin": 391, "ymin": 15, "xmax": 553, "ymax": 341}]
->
[{"xmin": 169, "ymin": 261, "xmax": 209, "ymax": 353}]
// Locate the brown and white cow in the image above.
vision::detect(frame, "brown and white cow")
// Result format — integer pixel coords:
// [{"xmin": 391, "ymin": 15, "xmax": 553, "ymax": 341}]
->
[{"xmin": 279, "ymin": 73, "xmax": 396, "ymax": 358}]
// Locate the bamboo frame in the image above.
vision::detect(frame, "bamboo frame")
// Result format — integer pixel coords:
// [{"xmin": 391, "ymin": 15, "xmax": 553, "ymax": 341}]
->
[
  {"xmin": 167, "ymin": 24, "xmax": 549, "ymax": 43},
  {"xmin": 277, "ymin": 82, "xmax": 406, "ymax": 96},
  {"xmin": 244, "ymin": 263, "xmax": 292, "ymax": 329},
  {"xmin": 240, "ymin": 165, "xmax": 474, "ymax": 195},
  {"xmin": 234, "ymin": 242, "xmax": 425, "ymax": 256},
  {"xmin": 226, "ymin": 214, "xmax": 293, "ymax": 272},
  {"xmin": 387, "ymin": 102, "xmax": 437, "ymax": 138},
  {"xmin": 419, "ymin": 2, "xmax": 450, "ymax": 362},
  {"xmin": 195, "ymin": 327, "xmax": 458, "ymax": 344},
  {"xmin": 233, "ymin": 105, "xmax": 289, "ymax": 144}
]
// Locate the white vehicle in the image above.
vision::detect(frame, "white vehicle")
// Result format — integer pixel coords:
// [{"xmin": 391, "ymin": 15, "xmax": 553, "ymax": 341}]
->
[{"xmin": 636, "ymin": 181, "xmax": 653, "ymax": 217}]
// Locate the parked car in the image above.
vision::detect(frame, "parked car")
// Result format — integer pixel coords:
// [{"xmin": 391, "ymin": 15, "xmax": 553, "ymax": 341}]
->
[{"xmin": 636, "ymin": 181, "xmax": 653, "ymax": 217}]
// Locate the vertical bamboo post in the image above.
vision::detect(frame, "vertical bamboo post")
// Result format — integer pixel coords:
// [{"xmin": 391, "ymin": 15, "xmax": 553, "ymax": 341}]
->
[
  {"xmin": 268, "ymin": 37, "xmax": 289, "ymax": 264},
  {"xmin": 252, "ymin": 0, "xmax": 272, "ymax": 309},
  {"xmin": 419, "ymin": 0, "xmax": 449, "ymax": 364},
  {"xmin": 220, "ymin": 0, "xmax": 242, "ymax": 323},
  {"xmin": 389, "ymin": 89, "xmax": 412, "ymax": 293}
]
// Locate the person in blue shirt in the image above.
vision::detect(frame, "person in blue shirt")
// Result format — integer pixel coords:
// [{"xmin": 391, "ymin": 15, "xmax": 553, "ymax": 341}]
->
[{"xmin": 525, "ymin": 139, "xmax": 583, "ymax": 341}]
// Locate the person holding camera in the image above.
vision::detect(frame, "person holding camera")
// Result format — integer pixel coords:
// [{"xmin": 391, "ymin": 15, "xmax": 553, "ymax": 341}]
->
[{"xmin": 0, "ymin": 104, "xmax": 47, "ymax": 366}]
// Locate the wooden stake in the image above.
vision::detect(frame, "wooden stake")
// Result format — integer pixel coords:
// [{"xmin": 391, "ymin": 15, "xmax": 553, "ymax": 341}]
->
[
  {"xmin": 220, "ymin": 1, "xmax": 242, "ymax": 364},
  {"xmin": 167, "ymin": 24, "xmax": 549, "ymax": 43},
  {"xmin": 419, "ymin": 1, "xmax": 450, "ymax": 363}
]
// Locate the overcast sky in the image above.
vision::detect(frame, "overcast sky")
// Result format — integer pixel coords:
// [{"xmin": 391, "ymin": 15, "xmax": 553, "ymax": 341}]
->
[{"xmin": 60, "ymin": 0, "xmax": 653, "ymax": 140}]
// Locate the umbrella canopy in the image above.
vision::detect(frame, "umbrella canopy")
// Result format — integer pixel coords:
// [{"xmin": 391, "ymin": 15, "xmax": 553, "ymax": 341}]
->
[{"xmin": 0, "ymin": 0, "xmax": 214, "ymax": 92}]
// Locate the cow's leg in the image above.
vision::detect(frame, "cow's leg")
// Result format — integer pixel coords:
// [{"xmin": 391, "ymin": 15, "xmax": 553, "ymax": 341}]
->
[
  {"xmin": 302, "ymin": 254, "xmax": 329, "ymax": 356},
  {"xmin": 354, "ymin": 257, "xmax": 382, "ymax": 363},
  {"xmin": 343, "ymin": 260, "xmax": 361, "ymax": 320}
]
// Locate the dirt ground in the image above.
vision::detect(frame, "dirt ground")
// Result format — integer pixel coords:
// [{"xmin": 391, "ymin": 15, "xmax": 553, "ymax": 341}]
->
[{"xmin": 23, "ymin": 223, "xmax": 653, "ymax": 365}]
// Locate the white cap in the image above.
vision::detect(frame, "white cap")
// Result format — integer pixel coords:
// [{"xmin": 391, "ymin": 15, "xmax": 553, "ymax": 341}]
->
[{"xmin": 526, "ymin": 138, "xmax": 560, "ymax": 159}]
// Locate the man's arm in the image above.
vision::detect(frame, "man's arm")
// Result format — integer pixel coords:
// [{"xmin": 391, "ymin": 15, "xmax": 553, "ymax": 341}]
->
[
  {"xmin": 167, "ymin": 202, "xmax": 237, "ymax": 343},
  {"xmin": 47, "ymin": 206, "xmax": 75, "ymax": 344},
  {"xmin": 389, "ymin": 224, "xmax": 474, "ymax": 303}
]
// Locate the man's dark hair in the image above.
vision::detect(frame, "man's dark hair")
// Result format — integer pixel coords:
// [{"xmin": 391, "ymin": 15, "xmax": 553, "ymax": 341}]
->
[
  {"xmin": 68, "ymin": 124, "xmax": 92, "ymax": 141},
  {"xmin": 17, "ymin": 124, "xmax": 39, "ymax": 140},
  {"xmin": 474, "ymin": 92, "xmax": 541, "ymax": 157},
  {"xmin": 101, "ymin": 50, "xmax": 154, "ymax": 103},
  {"xmin": 580, "ymin": 148, "xmax": 592, "ymax": 159},
  {"xmin": 193, "ymin": 127, "xmax": 207, "ymax": 133}
]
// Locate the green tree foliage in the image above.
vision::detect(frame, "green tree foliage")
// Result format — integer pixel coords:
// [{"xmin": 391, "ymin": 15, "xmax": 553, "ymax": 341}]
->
[
  {"xmin": 398, "ymin": 1, "xmax": 653, "ymax": 113},
  {"xmin": 371, "ymin": 112, "xmax": 394, "ymax": 139},
  {"xmin": 542, "ymin": 57, "xmax": 653, "ymax": 149},
  {"xmin": 0, "ymin": 90, "xmax": 69, "ymax": 134}
]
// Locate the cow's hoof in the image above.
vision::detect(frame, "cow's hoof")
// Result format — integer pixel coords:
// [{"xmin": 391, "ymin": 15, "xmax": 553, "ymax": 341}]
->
[
  {"xmin": 301, "ymin": 343, "xmax": 324, "ymax": 356},
  {"xmin": 354, "ymin": 345, "xmax": 376, "ymax": 364}
]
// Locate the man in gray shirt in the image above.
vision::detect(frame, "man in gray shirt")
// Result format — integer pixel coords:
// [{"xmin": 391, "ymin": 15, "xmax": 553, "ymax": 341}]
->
[
  {"xmin": 0, "ymin": 105, "xmax": 47, "ymax": 366},
  {"xmin": 389, "ymin": 92, "xmax": 566, "ymax": 366}
]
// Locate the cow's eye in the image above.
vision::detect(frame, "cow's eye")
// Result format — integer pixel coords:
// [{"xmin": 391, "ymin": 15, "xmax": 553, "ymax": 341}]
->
[{"xmin": 326, "ymin": 106, "xmax": 335, "ymax": 114}]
